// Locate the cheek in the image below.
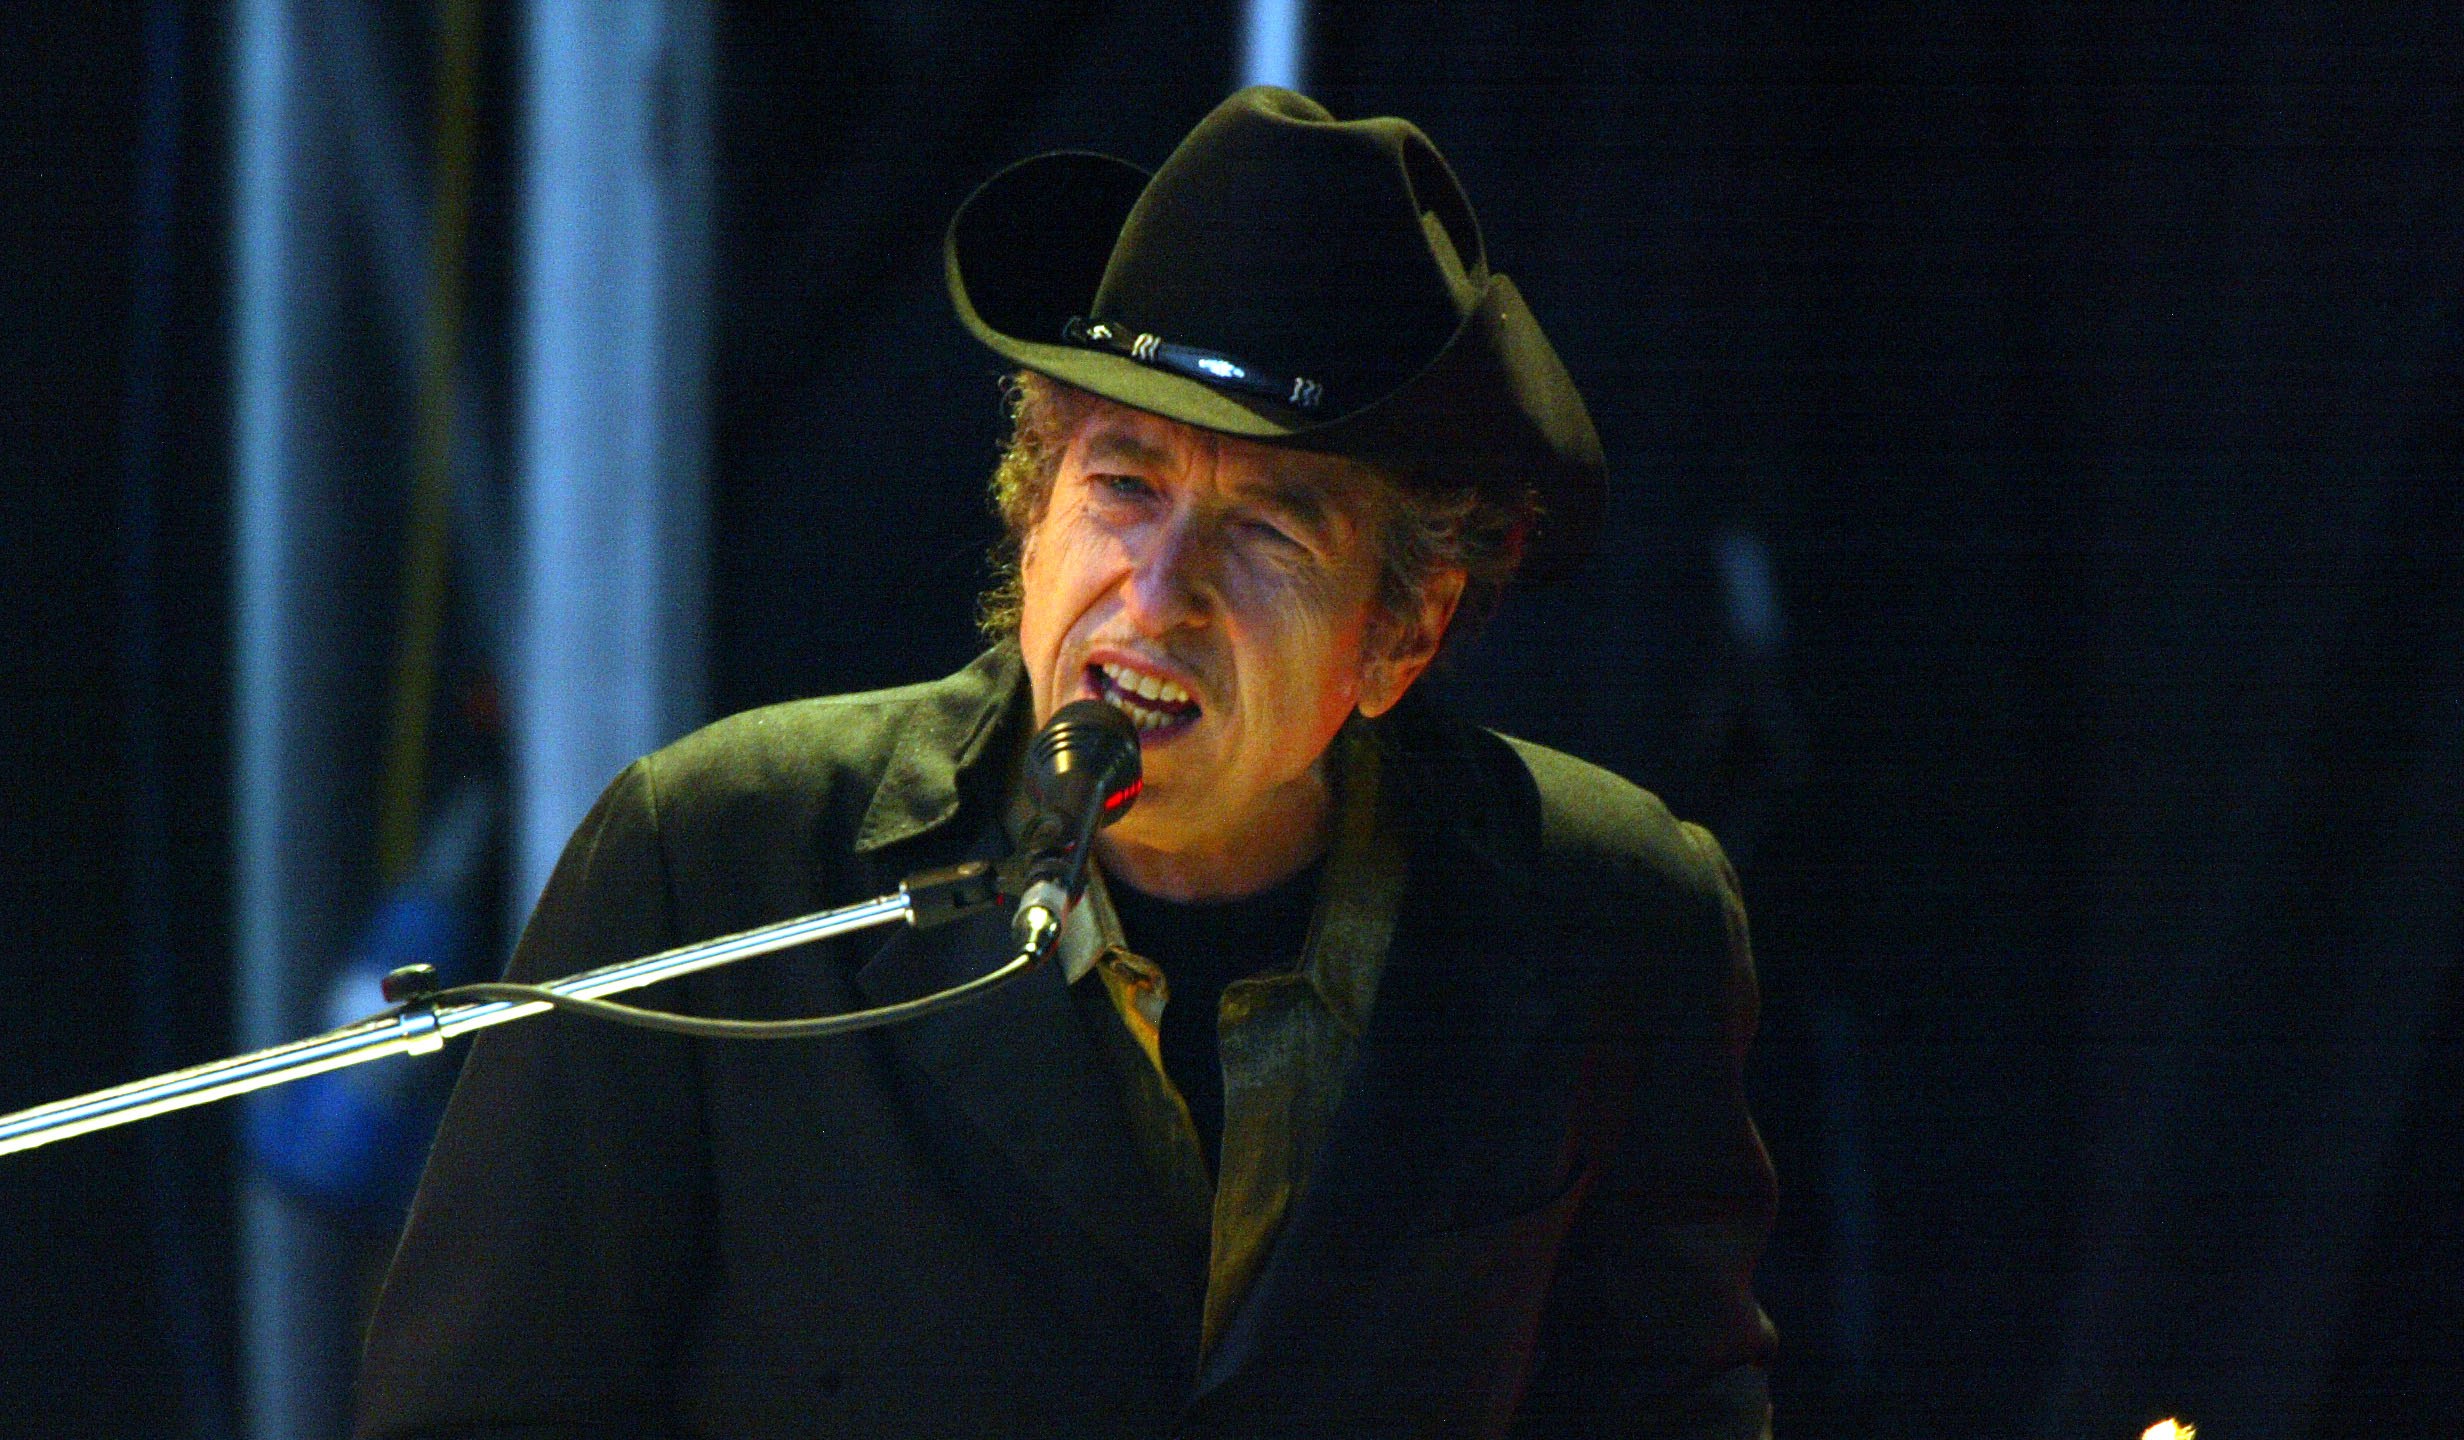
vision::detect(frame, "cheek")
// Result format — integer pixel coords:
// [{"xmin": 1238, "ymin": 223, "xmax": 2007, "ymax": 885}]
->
[
  {"xmin": 1020, "ymin": 508, "xmax": 1134, "ymax": 657},
  {"xmin": 1227, "ymin": 566, "xmax": 1378, "ymax": 727},
  {"xmin": 1020, "ymin": 502, "xmax": 1098, "ymax": 609},
  {"xmin": 1016, "ymin": 511, "xmax": 1095, "ymax": 708},
  {"xmin": 1016, "ymin": 530, "xmax": 1054, "ymax": 641}
]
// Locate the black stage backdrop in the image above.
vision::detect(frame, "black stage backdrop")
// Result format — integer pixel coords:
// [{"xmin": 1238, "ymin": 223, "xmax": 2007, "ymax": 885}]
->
[
  {"xmin": 6, "ymin": 4, "xmax": 2461, "ymax": 1436},
  {"xmin": 1, "ymin": 6, "xmax": 237, "ymax": 1438}
]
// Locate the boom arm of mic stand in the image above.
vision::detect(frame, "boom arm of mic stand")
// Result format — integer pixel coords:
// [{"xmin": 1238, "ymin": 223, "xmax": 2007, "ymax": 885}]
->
[{"xmin": 0, "ymin": 864, "xmax": 995, "ymax": 1160}]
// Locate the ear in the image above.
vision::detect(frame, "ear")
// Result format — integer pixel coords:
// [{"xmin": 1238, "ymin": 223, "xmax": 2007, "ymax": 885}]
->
[{"xmin": 1356, "ymin": 566, "xmax": 1467, "ymax": 719}]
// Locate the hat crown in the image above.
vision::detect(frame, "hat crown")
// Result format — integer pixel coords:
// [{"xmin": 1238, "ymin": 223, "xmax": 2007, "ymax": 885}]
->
[{"xmin": 1091, "ymin": 88, "xmax": 1488, "ymax": 414}]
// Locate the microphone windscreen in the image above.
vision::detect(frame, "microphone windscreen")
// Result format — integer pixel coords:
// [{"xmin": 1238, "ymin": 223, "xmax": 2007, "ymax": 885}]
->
[{"xmin": 1027, "ymin": 699, "xmax": 1142, "ymax": 828}]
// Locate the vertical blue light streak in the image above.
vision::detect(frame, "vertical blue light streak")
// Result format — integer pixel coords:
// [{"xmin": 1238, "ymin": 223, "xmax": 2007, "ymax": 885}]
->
[
  {"xmin": 230, "ymin": 5, "xmax": 325, "ymax": 1439},
  {"xmin": 512, "ymin": 0, "xmax": 711, "ymax": 921},
  {"xmin": 1241, "ymin": 0, "xmax": 1307, "ymax": 93},
  {"xmin": 230, "ymin": 0, "xmax": 291, "ymax": 1073}
]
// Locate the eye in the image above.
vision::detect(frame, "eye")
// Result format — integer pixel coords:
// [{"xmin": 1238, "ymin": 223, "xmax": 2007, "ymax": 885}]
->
[
  {"xmin": 1240, "ymin": 518, "xmax": 1302, "ymax": 550},
  {"xmin": 1092, "ymin": 472, "xmax": 1157, "ymax": 504}
]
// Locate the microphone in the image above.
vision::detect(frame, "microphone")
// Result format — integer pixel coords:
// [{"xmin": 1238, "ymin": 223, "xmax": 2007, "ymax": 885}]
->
[
  {"xmin": 1012, "ymin": 699, "xmax": 1142, "ymax": 958},
  {"xmin": 1029, "ymin": 697, "xmax": 1144, "ymax": 826}
]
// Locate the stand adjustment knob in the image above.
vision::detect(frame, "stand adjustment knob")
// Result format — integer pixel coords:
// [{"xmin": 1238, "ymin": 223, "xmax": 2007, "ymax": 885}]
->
[{"xmin": 382, "ymin": 964, "xmax": 441, "ymax": 1005}]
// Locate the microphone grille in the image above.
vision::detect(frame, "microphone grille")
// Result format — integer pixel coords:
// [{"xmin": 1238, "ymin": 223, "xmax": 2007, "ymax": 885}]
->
[{"xmin": 1028, "ymin": 699, "xmax": 1143, "ymax": 826}]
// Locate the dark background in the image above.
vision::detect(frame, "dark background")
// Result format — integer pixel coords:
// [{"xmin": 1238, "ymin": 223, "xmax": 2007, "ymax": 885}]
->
[{"xmin": 4, "ymin": 4, "xmax": 2459, "ymax": 1436}]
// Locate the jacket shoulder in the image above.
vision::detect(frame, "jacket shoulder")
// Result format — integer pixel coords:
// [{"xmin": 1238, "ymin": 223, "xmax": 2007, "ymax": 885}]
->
[
  {"xmin": 1492, "ymin": 733, "xmax": 1757, "ymax": 1055},
  {"xmin": 1388, "ymin": 695, "xmax": 1736, "ymax": 920},
  {"xmin": 1494, "ymin": 732, "xmax": 1736, "ymax": 911}
]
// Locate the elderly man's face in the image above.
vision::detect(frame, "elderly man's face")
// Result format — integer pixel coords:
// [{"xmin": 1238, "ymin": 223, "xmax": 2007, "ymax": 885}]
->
[{"xmin": 1017, "ymin": 400, "xmax": 1458, "ymax": 901}]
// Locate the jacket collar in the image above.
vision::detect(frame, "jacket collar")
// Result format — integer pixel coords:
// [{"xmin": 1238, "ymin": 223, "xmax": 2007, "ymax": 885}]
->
[{"xmin": 851, "ymin": 643, "xmax": 1027, "ymax": 855}]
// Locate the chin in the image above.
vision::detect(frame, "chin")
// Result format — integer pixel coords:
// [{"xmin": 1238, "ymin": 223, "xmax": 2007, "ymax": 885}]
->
[{"xmin": 1113, "ymin": 778, "xmax": 1215, "ymax": 835}]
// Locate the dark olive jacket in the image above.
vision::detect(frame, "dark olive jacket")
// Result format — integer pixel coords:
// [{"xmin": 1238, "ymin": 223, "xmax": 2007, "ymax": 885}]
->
[{"xmin": 354, "ymin": 646, "xmax": 1776, "ymax": 1439}]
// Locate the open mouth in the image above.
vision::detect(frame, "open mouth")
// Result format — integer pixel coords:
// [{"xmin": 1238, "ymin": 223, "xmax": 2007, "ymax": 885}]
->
[{"xmin": 1089, "ymin": 661, "xmax": 1201, "ymax": 741}]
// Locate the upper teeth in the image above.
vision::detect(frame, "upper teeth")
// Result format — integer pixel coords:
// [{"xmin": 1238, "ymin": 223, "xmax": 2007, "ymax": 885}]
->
[{"xmin": 1100, "ymin": 662, "xmax": 1191, "ymax": 706}]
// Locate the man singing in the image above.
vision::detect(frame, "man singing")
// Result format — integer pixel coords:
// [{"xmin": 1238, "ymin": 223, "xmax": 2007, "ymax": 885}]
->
[{"xmin": 357, "ymin": 87, "xmax": 1776, "ymax": 1439}]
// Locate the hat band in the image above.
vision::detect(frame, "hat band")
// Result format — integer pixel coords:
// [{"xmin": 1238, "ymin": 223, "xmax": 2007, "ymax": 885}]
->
[{"xmin": 1062, "ymin": 317, "xmax": 1325, "ymax": 412}]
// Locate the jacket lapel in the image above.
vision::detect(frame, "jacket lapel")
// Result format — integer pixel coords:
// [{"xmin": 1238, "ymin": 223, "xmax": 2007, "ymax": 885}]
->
[
  {"xmin": 1193, "ymin": 898, "xmax": 1556, "ymax": 1402},
  {"xmin": 852, "ymin": 841, "xmax": 1205, "ymax": 1341},
  {"xmin": 836, "ymin": 645, "xmax": 1204, "ymax": 1338},
  {"xmin": 1193, "ymin": 704, "xmax": 1561, "ymax": 1407}
]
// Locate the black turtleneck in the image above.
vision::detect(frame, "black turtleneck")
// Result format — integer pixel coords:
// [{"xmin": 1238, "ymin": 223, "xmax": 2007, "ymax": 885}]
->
[{"xmin": 1105, "ymin": 860, "xmax": 1323, "ymax": 1178}]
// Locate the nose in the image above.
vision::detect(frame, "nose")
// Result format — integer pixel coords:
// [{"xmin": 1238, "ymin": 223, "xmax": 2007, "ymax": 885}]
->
[{"xmin": 1119, "ymin": 512, "xmax": 1211, "ymax": 634}]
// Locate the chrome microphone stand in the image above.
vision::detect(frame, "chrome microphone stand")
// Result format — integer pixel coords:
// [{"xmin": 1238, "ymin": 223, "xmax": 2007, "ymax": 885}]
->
[{"xmin": 0, "ymin": 862, "xmax": 1001, "ymax": 1160}]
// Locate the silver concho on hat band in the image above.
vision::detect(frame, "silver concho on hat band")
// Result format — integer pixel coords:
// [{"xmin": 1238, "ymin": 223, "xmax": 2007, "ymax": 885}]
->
[{"xmin": 1063, "ymin": 316, "xmax": 1325, "ymax": 413}]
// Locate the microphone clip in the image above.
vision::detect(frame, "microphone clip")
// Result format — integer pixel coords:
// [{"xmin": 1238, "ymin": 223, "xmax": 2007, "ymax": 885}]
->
[{"xmin": 897, "ymin": 860, "xmax": 1004, "ymax": 932}]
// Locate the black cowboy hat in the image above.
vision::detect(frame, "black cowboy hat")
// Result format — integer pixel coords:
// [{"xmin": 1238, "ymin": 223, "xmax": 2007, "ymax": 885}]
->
[{"xmin": 946, "ymin": 86, "xmax": 1605, "ymax": 579}]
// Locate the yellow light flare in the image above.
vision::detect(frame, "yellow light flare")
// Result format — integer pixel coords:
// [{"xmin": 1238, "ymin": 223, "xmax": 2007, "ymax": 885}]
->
[{"xmin": 2142, "ymin": 1421, "xmax": 2195, "ymax": 1440}]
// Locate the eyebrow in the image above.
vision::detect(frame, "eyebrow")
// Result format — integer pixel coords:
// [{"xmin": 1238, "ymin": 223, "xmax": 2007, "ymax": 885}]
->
[{"xmin": 1240, "ymin": 473, "xmax": 1340, "ymax": 540}]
